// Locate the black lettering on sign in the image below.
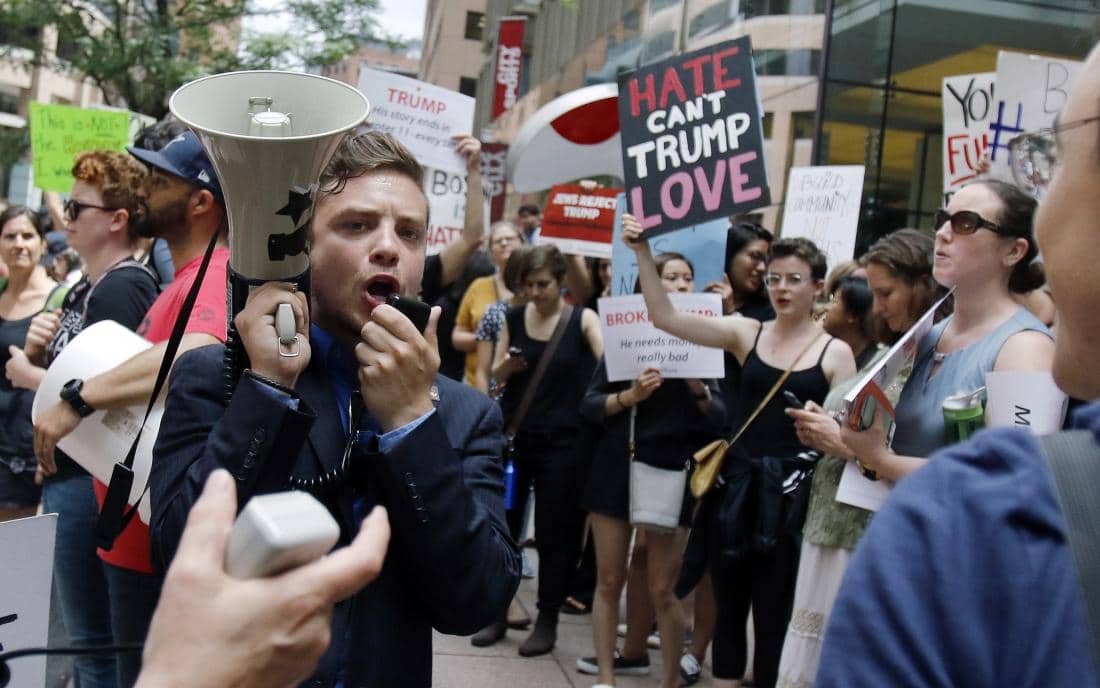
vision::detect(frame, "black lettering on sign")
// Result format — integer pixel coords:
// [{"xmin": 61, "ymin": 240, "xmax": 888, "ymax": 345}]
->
[
  {"xmin": 1014, "ymin": 405, "xmax": 1032, "ymax": 426},
  {"xmin": 0, "ymin": 612, "xmax": 18, "ymax": 651}
]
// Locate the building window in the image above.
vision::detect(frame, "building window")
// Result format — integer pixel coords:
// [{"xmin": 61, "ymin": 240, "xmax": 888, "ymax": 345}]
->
[
  {"xmin": 0, "ymin": 88, "xmax": 19, "ymax": 115},
  {"xmin": 459, "ymin": 76, "xmax": 477, "ymax": 98},
  {"xmin": 689, "ymin": 2, "xmax": 734, "ymax": 38},
  {"xmin": 464, "ymin": 11, "xmax": 485, "ymax": 41},
  {"xmin": 742, "ymin": 0, "xmax": 826, "ymax": 17},
  {"xmin": 650, "ymin": 0, "xmax": 680, "ymax": 13},
  {"xmin": 755, "ymin": 49, "xmax": 821, "ymax": 77},
  {"xmin": 792, "ymin": 111, "xmax": 815, "ymax": 139}
]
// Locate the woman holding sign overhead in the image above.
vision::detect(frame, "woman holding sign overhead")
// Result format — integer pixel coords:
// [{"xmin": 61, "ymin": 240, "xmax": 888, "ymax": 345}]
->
[
  {"xmin": 622, "ymin": 215, "xmax": 855, "ymax": 688},
  {"xmin": 578, "ymin": 252, "xmax": 726, "ymax": 688}
]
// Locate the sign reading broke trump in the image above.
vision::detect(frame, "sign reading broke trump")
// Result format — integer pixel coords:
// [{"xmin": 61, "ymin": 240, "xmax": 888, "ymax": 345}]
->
[{"xmin": 617, "ymin": 36, "xmax": 770, "ymax": 237}]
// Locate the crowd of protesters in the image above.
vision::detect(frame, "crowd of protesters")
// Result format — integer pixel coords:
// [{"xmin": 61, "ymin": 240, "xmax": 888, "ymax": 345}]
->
[{"xmin": 0, "ymin": 40, "xmax": 1097, "ymax": 688}]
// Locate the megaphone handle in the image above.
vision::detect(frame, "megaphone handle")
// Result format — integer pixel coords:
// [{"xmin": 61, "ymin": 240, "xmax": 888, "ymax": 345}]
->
[{"xmin": 275, "ymin": 303, "xmax": 296, "ymax": 344}]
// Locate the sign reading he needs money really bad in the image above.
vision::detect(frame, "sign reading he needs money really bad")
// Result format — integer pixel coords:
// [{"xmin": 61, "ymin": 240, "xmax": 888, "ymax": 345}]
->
[{"xmin": 617, "ymin": 36, "xmax": 769, "ymax": 237}]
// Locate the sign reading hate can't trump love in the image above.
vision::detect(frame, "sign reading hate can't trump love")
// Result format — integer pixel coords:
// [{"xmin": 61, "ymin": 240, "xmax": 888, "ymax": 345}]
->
[
  {"xmin": 599, "ymin": 293, "xmax": 724, "ymax": 382},
  {"xmin": 617, "ymin": 36, "xmax": 769, "ymax": 237},
  {"xmin": 539, "ymin": 184, "xmax": 622, "ymax": 258}
]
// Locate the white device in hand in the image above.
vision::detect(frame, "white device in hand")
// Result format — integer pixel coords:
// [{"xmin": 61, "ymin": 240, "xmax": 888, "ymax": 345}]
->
[{"xmin": 225, "ymin": 491, "xmax": 340, "ymax": 578}]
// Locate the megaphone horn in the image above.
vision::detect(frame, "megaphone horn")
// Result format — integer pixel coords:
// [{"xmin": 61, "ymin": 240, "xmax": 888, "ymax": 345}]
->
[{"xmin": 169, "ymin": 71, "xmax": 370, "ymax": 396}]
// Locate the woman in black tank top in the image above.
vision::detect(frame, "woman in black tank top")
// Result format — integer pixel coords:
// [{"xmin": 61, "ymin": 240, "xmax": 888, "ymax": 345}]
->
[
  {"xmin": 623, "ymin": 218, "xmax": 857, "ymax": 688},
  {"xmin": 486, "ymin": 244, "xmax": 604, "ymax": 656}
]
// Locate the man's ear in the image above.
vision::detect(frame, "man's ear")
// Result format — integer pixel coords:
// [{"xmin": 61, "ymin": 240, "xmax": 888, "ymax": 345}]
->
[{"xmin": 190, "ymin": 188, "xmax": 215, "ymax": 214}]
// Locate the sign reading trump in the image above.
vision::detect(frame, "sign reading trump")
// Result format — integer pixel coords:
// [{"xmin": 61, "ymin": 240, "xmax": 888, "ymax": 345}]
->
[{"xmin": 617, "ymin": 36, "xmax": 769, "ymax": 237}]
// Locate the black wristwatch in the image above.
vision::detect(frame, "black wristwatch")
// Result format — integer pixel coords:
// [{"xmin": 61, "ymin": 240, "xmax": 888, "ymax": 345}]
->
[{"xmin": 60, "ymin": 378, "xmax": 95, "ymax": 418}]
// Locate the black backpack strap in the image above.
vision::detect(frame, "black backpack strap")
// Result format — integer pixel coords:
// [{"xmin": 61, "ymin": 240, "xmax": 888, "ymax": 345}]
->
[{"xmin": 1040, "ymin": 429, "xmax": 1100, "ymax": 676}]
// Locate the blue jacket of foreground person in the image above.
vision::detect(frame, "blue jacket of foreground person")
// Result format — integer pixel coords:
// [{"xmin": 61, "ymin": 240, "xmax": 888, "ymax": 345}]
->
[{"xmin": 816, "ymin": 400, "xmax": 1100, "ymax": 687}]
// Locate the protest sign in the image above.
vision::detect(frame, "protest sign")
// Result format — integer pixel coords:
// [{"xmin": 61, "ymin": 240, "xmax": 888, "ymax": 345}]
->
[
  {"xmin": 942, "ymin": 72, "xmax": 995, "ymax": 197},
  {"xmin": 539, "ymin": 184, "xmax": 622, "ymax": 258},
  {"xmin": 422, "ymin": 166, "xmax": 468, "ymax": 255},
  {"xmin": 357, "ymin": 68, "xmax": 475, "ymax": 175},
  {"xmin": 0, "ymin": 514, "xmax": 57, "ymax": 688},
  {"xmin": 492, "ymin": 17, "xmax": 526, "ymax": 120},
  {"xmin": 986, "ymin": 371, "xmax": 1067, "ymax": 435},
  {"xmin": 599, "ymin": 293, "xmax": 724, "ymax": 382},
  {"xmin": 480, "ymin": 142, "xmax": 509, "ymax": 223},
  {"xmin": 835, "ymin": 460, "xmax": 892, "ymax": 512},
  {"xmin": 780, "ymin": 165, "xmax": 864, "ymax": 271},
  {"xmin": 988, "ymin": 52, "xmax": 1081, "ymax": 182},
  {"xmin": 28, "ymin": 102, "xmax": 129, "ymax": 192},
  {"xmin": 617, "ymin": 36, "xmax": 769, "ymax": 237},
  {"xmin": 610, "ymin": 194, "xmax": 726, "ymax": 296}
]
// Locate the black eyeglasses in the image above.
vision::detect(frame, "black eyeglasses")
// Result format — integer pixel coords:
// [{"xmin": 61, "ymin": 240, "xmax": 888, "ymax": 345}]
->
[
  {"xmin": 64, "ymin": 199, "xmax": 115, "ymax": 222},
  {"xmin": 934, "ymin": 209, "xmax": 1004, "ymax": 236}
]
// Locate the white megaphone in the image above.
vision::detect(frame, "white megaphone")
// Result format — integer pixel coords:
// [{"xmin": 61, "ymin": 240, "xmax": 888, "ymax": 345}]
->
[{"xmin": 170, "ymin": 70, "xmax": 370, "ymax": 388}]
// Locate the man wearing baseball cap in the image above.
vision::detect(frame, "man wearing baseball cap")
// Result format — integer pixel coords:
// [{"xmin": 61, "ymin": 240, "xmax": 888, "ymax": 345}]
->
[{"xmin": 34, "ymin": 129, "xmax": 231, "ymax": 685}]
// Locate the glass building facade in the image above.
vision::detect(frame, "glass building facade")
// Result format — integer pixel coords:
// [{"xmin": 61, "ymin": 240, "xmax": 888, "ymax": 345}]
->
[{"xmin": 815, "ymin": 0, "xmax": 1098, "ymax": 252}]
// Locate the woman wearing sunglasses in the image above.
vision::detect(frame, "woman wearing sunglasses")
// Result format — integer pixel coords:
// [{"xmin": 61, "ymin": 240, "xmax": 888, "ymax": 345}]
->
[
  {"xmin": 4, "ymin": 150, "xmax": 159, "ymax": 688},
  {"xmin": 841, "ymin": 179, "xmax": 1055, "ymax": 482},
  {"xmin": 0, "ymin": 205, "xmax": 61, "ymax": 522},
  {"xmin": 623, "ymin": 217, "xmax": 855, "ymax": 688}
]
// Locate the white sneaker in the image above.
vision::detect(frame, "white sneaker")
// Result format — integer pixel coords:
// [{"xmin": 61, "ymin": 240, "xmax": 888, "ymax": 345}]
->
[
  {"xmin": 646, "ymin": 630, "xmax": 660, "ymax": 649},
  {"xmin": 680, "ymin": 653, "xmax": 702, "ymax": 685}
]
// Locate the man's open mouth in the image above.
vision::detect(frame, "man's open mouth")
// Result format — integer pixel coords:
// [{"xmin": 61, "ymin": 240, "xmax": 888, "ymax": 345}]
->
[{"xmin": 364, "ymin": 275, "xmax": 401, "ymax": 308}]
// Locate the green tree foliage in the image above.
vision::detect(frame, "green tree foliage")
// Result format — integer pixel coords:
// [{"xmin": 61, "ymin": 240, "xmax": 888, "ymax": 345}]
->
[{"xmin": 0, "ymin": 0, "xmax": 402, "ymax": 118}]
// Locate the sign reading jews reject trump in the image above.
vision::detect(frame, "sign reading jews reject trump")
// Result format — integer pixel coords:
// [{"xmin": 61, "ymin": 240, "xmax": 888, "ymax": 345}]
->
[{"xmin": 617, "ymin": 36, "xmax": 770, "ymax": 237}]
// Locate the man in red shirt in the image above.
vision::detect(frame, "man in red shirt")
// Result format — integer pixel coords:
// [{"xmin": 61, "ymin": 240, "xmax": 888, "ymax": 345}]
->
[{"xmin": 34, "ymin": 130, "xmax": 229, "ymax": 687}]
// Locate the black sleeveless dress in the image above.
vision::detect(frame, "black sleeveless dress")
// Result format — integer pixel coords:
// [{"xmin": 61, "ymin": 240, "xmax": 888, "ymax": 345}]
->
[{"xmin": 737, "ymin": 325, "xmax": 833, "ymax": 460}]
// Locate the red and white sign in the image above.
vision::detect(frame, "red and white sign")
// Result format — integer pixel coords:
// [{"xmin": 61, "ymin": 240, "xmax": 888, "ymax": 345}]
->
[
  {"xmin": 480, "ymin": 142, "xmax": 509, "ymax": 224},
  {"xmin": 539, "ymin": 184, "xmax": 621, "ymax": 258},
  {"xmin": 492, "ymin": 17, "xmax": 526, "ymax": 120},
  {"xmin": 507, "ymin": 83, "xmax": 623, "ymax": 192}
]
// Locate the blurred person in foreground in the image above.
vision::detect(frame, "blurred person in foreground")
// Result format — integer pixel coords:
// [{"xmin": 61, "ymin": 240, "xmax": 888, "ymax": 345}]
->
[{"xmin": 816, "ymin": 43, "xmax": 1100, "ymax": 687}]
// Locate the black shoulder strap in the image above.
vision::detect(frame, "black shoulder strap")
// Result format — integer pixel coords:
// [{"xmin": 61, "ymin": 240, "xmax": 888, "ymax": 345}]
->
[
  {"xmin": 94, "ymin": 230, "xmax": 221, "ymax": 550},
  {"xmin": 1039, "ymin": 429, "xmax": 1100, "ymax": 675}
]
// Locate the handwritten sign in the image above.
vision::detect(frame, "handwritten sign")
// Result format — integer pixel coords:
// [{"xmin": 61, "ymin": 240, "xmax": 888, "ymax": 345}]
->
[
  {"xmin": 986, "ymin": 371, "xmax": 1067, "ymax": 435},
  {"xmin": 0, "ymin": 514, "xmax": 57, "ymax": 688},
  {"xmin": 988, "ymin": 51, "xmax": 1081, "ymax": 183},
  {"xmin": 617, "ymin": 36, "xmax": 770, "ymax": 237},
  {"xmin": 422, "ymin": 166, "xmax": 468, "ymax": 255},
  {"xmin": 28, "ymin": 102, "xmax": 129, "ymax": 192},
  {"xmin": 539, "ymin": 184, "xmax": 622, "ymax": 258},
  {"xmin": 599, "ymin": 293, "xmax": 724, "ymax": 382},
  {"xmin": 780, "ymin": 165, "xmax": 864, "ymax": 271},
  {"xmin": 357, "ymin": 68, "xmax": 475, "ymax": 175},
  {"xmin": 610, "ymin": 194, "xmax": 726, "ymax": 296},
  {"xmin": 942, "ymin": 72, "xmax": 995, "ymax": 198}
]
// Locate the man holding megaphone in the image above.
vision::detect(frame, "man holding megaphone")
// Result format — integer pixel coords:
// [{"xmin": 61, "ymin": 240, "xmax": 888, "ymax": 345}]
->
[{"xmin": 148, "ymin": 131, "xmax": 521, "ymax": 687}]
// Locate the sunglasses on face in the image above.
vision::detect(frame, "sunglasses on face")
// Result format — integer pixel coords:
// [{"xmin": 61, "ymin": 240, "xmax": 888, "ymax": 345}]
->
[
  {"xmin": 933, "ymin": 209, "xmax": 1004, "ymax": 236},
  {"xmin": 64, "ymin": 199, "xmax": 115, "ymax": 222}
]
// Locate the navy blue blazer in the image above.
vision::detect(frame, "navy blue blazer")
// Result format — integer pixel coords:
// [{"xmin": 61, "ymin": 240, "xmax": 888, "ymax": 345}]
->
[{"xmin": 150, "ymin": 344, "xmax": 521, "ymax": 687}]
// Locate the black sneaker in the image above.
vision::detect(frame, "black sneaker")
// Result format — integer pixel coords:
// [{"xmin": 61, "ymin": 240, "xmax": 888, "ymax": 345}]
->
[{"xmin": 575, "ymin": 650, "xmax": 650, "ymax": 676}]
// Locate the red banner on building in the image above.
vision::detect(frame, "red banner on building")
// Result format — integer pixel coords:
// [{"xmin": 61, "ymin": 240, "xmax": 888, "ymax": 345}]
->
[
  {"xmin": 479, "ymin": 142, "xmax": 509, "ymax": 224},
  {"xmin": 539, "ymin": 184, "xmax": 622, "ymax": 258},
  {"xmin": 492, "ymin": 17, "xmax": 526, "ymax": 120}
]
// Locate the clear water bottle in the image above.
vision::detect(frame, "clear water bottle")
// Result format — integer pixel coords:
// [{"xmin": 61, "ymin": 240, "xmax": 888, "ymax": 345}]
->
[{"xmin": 503, "ymin": 460, "xmax": 516, "ymax": 510}]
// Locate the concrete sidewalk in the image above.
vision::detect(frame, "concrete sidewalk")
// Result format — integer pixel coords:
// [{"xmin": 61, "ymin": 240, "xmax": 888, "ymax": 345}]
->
[{"xmin": 432, "ymin": 566, "xmax": 717, "ymax": 687}]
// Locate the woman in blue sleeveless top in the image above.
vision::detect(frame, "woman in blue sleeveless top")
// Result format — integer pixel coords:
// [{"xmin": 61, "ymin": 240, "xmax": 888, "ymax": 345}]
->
[{"xmin": 843, "ymin": 180, "xmax": 1057, "ymax": 481}]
